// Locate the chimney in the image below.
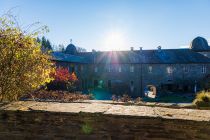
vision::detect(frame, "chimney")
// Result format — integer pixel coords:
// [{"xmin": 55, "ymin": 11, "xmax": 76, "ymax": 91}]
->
[
  {"xmin": 139, "ymin": 47, "xmax": 143, "ymax": 51},
  {"xmin": 157, "ymin": 46, "xmax": 161, "ymax": 52},
  {"xmin": 92, "ymin": 49, "xmax": 96, "ymax": 53},
  {"xmin": 130, "ymin": 47, "xmax": 134, "ymax": 51}
]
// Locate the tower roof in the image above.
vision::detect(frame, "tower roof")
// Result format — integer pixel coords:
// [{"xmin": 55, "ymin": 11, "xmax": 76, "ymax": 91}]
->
[
  {"xmin": 65, "ymin": 43, "xmax": 77, "ymax": 55},
  {"xmin": 190, "ymin": 37, "xmax": 210, "ymax": 51}
]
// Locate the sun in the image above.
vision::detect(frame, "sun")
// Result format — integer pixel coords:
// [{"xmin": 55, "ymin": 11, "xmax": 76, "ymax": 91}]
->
[{"xmin": 103, "ymin": 30, "xmax": 126, "ymax": 51}]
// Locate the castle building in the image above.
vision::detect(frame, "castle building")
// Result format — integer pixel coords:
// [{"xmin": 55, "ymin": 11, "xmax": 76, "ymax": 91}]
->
[{"xmin": 52, "ymin": 37, "xmax": 210, "ymax": 97}]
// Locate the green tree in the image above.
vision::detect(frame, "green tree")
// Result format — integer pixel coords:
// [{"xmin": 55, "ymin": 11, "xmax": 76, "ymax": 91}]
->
[
  {"xmin": 58, "ymin": 44, "xmax": 65, "ymax": 52},
  {"xmin": 37, "ymin": 36, "xmax": 52, "ymax": 53},
  {"xmin": 0, "ymin": 14, "xmax": 55, "ymax": 101},
  {"xmin": 76, "ymin": 46, "xmax": 87, "ymax": 52}
]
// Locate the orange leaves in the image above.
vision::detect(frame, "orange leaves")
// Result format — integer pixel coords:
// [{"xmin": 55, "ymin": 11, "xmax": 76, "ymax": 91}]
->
[
  {"xmin": 69, "ymin": 72, "xmax": 78, "ymax": 82},
  {"xmin": 52, "ymin": 67, "xmax": 78, "ymax": 83},
  {"xmin": 52, "ymin": 67, "xmax": 70, "ymax": 82}
]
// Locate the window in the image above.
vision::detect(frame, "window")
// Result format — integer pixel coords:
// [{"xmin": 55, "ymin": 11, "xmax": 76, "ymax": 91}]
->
[
  {"xmin": 108, "ymin": 65, "xmax": 111, "ymax": 72},
  {"xmin": 130, "ymin": 81, "xmax": 134, "ymax": 86},
  {"xmin": 183, "ymin": 66, "xmax": 189, "ymax": 73},
  {"xmin": 167, "ymin": 66, "xmax": 173, "ymax": 74},
  {"xmin": 70, "ymin": 64, "xmax": 75, "ymax": 73},
  {"xmin": 108, "ymin": 80, "xmax": 111, "ymax": 88},
  {"xmin": 130, "ymin": 81, "xmax": 134, "ymax": 92},
  {"xmin": 80, "ymin": 65, "xmax": 83, "ymax": 71},
  {"xmin": 67, "ymin": 66, "xmax": 69, "ymax": 72},
  {"xmin": 130, "ymin": 65, "xmax": 134, "ymax": 72},
  {"xmin": 69, "ymin": 66, "xmax": 75, "ymax": 73},
  {"xmin": 74, "ymin": 66, "xmax": 77, "ymax": 72},
  {"xmin": 94, "ymin": 66, "xmax": 98, "ymax": 73},
  {"xmin": 119, "ymin": 66, "xmax": 122, "ymax": 72},
  {"xmin": 201, "ymin": 65, "xmax": 206, "ymax": 73},
  {"xmin": 82, "ymin": 79, "xmax": 84, "ymax": 89},
  {"xmin": 148, "ymin": 66, "xmax": 152, "ymax": 73},
  {"xmin": 94, "ymin": 80, "xmax": 98, "ymax": 87}
]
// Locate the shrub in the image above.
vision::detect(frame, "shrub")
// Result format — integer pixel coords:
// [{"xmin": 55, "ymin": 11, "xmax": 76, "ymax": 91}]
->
[
  {"xmin": 134, "ymin": 97, "xmax": 143, "ymax": 103},
  {"xmin": 120, "ymin": 94, "xmax": 132, "ymax": 102},
  {"xmin": 47, "ymin": 67, "xmax": 78, "ymax": 91},
  {"xmin": 112, "ymin": 94, "xmax": 132, "ymax": 102},
  {"xmin": 193, "ymin": 91, "xmax": 210, "ymax": 107},
  {"xmin": 0, "ymin": 14, "xmax": 54, "ymax": 101},
  {"xmin": 111, "ymin": 95, "xmax": 117, "ymax": 101},
  {"xmin": 22, "ymin": 90, "xmax": 92, "ymax": 102},
  {"xmin": 51, "ymin": 67, "xmax": 71, "ymax": 82}
]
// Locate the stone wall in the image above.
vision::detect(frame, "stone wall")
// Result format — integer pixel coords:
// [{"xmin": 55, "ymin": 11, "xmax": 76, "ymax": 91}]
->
[
  {"xmin": 81, "ymin": 63, "xmax": 210, "ymax": 96},
  {"xmin": 54, "ymin": 59, "xmax": 210, "ymax": 97},
  {"xmin": 0, "ymin": 110, "xmax": 210, "ymax": 140}
]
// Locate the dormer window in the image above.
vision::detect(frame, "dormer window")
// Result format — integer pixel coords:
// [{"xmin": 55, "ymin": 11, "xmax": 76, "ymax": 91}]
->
[
  {"xmin": 94, "ymin": 66, "xmax": 98, "ymax": 73},
  {"xmin": 167, "ymin": 66, "xmax": 173, "ymax": 74},
  {"xmin": 130, "ymin": 65, "xmax": 134, "ymax": 72},
  {"xmin": 201, "ymin": 65, "xmax": 206, "ymax": 73}
]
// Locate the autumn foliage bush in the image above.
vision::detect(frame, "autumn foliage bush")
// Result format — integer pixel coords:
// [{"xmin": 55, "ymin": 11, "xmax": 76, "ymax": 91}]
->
[
  {"xmin": 0, "ymin": 14, "xmax": 54, "ymax": 101},
  {"xmin": 47, "ymin": 67, "xmax": 78, "ymax": 91}
]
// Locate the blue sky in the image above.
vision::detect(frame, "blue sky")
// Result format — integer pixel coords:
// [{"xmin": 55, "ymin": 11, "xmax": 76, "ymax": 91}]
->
[{"xmin": 0, "ymin": 0, "xmax": 210, "ymax": 51}]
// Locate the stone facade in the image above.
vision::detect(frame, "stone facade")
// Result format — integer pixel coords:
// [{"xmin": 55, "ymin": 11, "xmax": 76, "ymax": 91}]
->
[{"xmin": 52, "ymin": 37, "xmax": 210, "ymax": 97}]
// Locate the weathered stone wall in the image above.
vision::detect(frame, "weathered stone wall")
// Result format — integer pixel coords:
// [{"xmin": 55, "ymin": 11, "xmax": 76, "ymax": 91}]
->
[
  {"xmin": 55, "ymin": 59, "xmax": 210, "ymax": 97},
  {"xmin": 142, "ymin": 64, "xmax": 210, "ymax": 93},
  {"xmin": 0, "ymin": 110, "xmax": 210, "ymax": 140},
  {"xmin": 1, "ymin": 101, "xmax": 210, "ymax": 140},
  {"xmin": 79, "ymin": 63, "xmax": 210, "ymax": 96}
]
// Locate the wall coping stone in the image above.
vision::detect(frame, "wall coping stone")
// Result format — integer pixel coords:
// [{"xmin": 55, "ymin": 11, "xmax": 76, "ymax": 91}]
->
[{"xmin": 1, "ymin": 101, "xmax": 210, "ymax": 122}]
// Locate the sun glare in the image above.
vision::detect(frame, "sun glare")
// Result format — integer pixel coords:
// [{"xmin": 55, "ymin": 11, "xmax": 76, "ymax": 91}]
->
[{"xmin": 103, "ymin": 30, "xmax": 126, "ymax": 51}]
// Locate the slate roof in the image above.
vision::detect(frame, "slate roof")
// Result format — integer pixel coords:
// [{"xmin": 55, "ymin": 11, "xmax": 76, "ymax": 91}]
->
[
  {"xmin": 52, "ymin": 49, "xmax": 210, "ymax": 64},
  {"xmin": 51, "ymin": 52, "xmax": 89, "ymax": 63},
  {"xmin": 138, "ymin": 49, "xmax": 210, "ymax": 64}
]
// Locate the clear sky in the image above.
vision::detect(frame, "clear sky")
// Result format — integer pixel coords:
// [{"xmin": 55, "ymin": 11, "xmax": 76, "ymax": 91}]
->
[{"xmin": 0, "ymin": 0, "xmax": 210, "ymax": 51}]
